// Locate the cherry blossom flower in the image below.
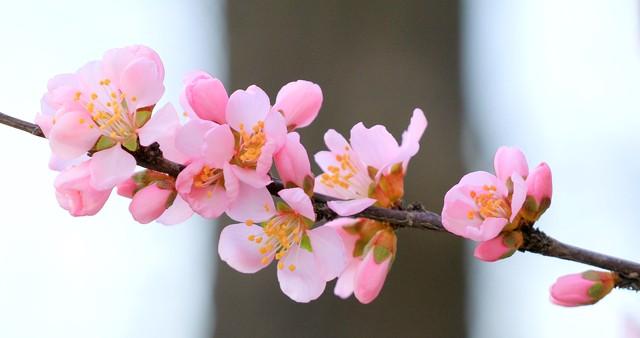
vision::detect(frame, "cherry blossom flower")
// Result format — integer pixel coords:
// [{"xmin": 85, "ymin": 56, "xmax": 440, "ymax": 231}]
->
[
  {"xmin": 37, "ymin": 45, "xmax": 166, "ymax": 190},
  {"xmin": 442, "ymin": 147, "xmax": 529, "ymax": 242},
  {"xmin": 225, "ymin": 85, "xmax": 287, "ymax": 188},
  {"xmin": 272, "ymin": 80, "xmax": 323, "ymax": 130},
  {"xmin": 174, "ymin": 122, "xmax": 239, "ymax": 219},
  {"xmin": 314, "ymin": 108, "xmax": 427, "ymax": 216},
  {"xmin": 550, "ymin": 271, "xmax": 616, "ymax": 307},
  {"xmin": 328, "ymin": 218, "xmax": 396, "ymax": 304},
  {"xmin": 54, "ymin": 160, "xmax": 112, "ymax": 216},
  {"xmin": 218, "ymin": 187, "xmax": 346, "ymax": 303}
]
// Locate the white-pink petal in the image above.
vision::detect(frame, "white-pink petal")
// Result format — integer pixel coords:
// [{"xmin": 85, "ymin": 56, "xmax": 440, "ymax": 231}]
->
[
  {"xmin": 510, "ymin": 173, "xmax": 527, "ymax": 221},
  {"xmin": 226, "ymin": 85, "xmax": 270, "ymax": 132},
  {"xmin": 218, "ymin": 223, "xmax": 270, "ymax": 273},
  {"xmin": 334, "ymin": 259, "xmax": 359, "ymax": 299},
  {"xmin": 277, "ymin": 245, "xmax": 326, "ymax": 303},
  {"xmin": 175, "ymin": 119, "xmax": 217, "ymax": 161},
  {"xmin": 89, "ymin": 146, "xmax": 136, "ymax": 190},
  {"xmin": 327, "ymin": 198, "xmax": 377, "ymax": 216},
  {"xmin": 138, "ymin": 103, "xmax": 180, "ymax": 146},
  {"xmin": 157, "ymin": 195, "xmax": 194, "ymax": 225},
  {"xmin": 350, "ymin": 122, "xmax": 399, "ymax": 170},
  {"xmin": 307, "ymin": 226, "xmax": 347, "ymax": 281},
  {"xmin": 226, "ymin": 184, "xmax": 275, "ymax": 223},
  {"xmin": 278, "ymin": 188, "xmax": 315, "ymax": 221},
  {"xmin": 48, "ymin": 111, "xmax": 100, "ymax": 160},
  {"xmin": 202, "ymin": 124, "xmax": 235, "ymax": 168},
  {"xmin": 494, "ymin": 146, "xmax": 529, "ymax": 183}
]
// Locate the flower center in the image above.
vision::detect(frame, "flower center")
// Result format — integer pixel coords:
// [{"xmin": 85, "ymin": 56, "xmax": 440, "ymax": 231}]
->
[
  {"xmin": 246, "ymin": 213, "xmax": 308, "ymax": 271},
  {"xmin": 193, "ymin": 165, "xmax": 223, "ymax": 188},
  {"xmin": 467, "ymin": 185, "xmax": 510, "ymax": 220},
  {"xmin": 234, "ymin": 121, "xmax": 266, "ymax": 168},
  {"xmin": 320, "ymin": 151, "xmax": 357, "ymax": 189},
  {"xmin": 74, "ymin": 78, "xmax": 138, "ymax": 141}
]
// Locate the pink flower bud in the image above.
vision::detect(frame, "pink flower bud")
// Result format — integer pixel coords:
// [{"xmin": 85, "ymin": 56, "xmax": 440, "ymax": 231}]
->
[
  {"xmin": 494, "ymin": 146, "xmax": 529, "ymax": 183},
  {"xmin": 354, "ymin": 229, "xmax": 396, "ymax": 304},
  {"xmin": 274, "ymin": 132, "xmax": 313, "ymax": 190},
  {"xmin": 182, "ymin": 71, "xmax": 228, "ymax": 124},
  {"xmin": 474, "ymin": 231, "xmax": 523, "ymax": 262},
  {"xmin": 354, "ymin": 248, "xmax": 392, "ymax": 304},
  {"xmin": 273, "ymin": 80, "xmax": 322, "ymax": 130},
  {"xmin": 526, "ymin": 162, "xmax": 552, "ymax": 207},
  {"xmin": 550, "ymin": 271, "xmax": 616, "ymax": 307},
  {"xmin": 116, "ymin": 177, "xmax": 138, "ymax": 198},
  {"xmin": 129, "ymin": 183, "xmax": 175, "ymax": 224},
  {"xmin": 54, "ymin": 161, "xmax": 112, "ymax": 217}
]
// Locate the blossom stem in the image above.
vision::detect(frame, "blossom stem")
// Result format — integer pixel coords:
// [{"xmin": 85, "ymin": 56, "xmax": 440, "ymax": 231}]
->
[{"xmin": 1, "ymin": 111, "xmax": 638, "ymax": 292}]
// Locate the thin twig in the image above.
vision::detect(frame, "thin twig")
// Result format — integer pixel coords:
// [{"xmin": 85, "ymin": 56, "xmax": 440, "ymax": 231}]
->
[{"xmin": 1, "ymin": 111, "xmax": 638, "ymax": 291}]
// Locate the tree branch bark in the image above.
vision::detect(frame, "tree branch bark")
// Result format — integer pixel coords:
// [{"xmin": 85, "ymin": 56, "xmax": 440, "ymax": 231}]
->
[{"xmin": 2, "ymin": 111, "xmax": 638, "ymax": 292}]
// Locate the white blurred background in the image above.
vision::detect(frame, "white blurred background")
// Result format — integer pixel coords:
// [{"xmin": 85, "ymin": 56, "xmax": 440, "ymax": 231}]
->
[
  {"xmin": 464, "ymin": 0, "xmax": 640, "ymax": 337},
  {"xmin": 0, "ymin": 0, "xmax": 226, "ymax": 337}
]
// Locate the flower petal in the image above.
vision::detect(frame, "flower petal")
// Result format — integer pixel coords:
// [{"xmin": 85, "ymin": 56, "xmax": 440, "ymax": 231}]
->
[
  {"xmin": 327, "ymin": 198, "xmax": 377, "ymax": 216},
  {"xmin": 230, "ymin": 164, "xmax": 272, "ymax": 188},
  {"xmin": 89, "ymin": 146, "xmax": 136, "ymax": 190},
  {"xmin": 119, "ymin": 57, "xmax": 164, "ymax": 108},
  {"xmin": 226, "ymin": 85, "xmax": 270, "ymax": 132},
  {"xmin": 48, "ymin": 111, "xmax": 100, "ymax": 160},
  {"xmin": 350, "ymin": 122, "xmax": 399, "ymax": 170},
  {"xmin": 278, "ymin": 188, "xmax": 315, "ymax": 221},
  {"xmin": 175, "ymin": 119, "xmax": 217, "ymax": 160},
  {"xmin": 277, "ymin": 245, "xmax": 326, "ymax": 303},
  {"xmin": 226, "ymin": 184, "xmax": 275, "ymax": 222},
  {"xmin": 510, "ymin": 173, "xmax": 527, "ymax": 221},
  {"xmin": 202, "ymin": 124, "xmax": 235, "ymax": 168},
  {"xmin": 334, "ymin": 259, "xmax": 359, "ymax": 299},
  {"xmin": 128, "ymin": 183, "xmax": 173, "ymax": 224},
  {"xmin": 307, "ymin": 225, "xmax": 347, "ymax": 281},
  {"xmin": 218, "ymin": 223, "xmax": 270, "ymax": 273},
  {"xmin": 138, "ymin": 103, "xmax": 180, "ymax": 146},
  {"xmin": 157, "ymin": 195, "xmax": 194, "ymax": 225},
  {"xmin": 494, "ymin": 146, "xmax": 529, "ymax": 183}
]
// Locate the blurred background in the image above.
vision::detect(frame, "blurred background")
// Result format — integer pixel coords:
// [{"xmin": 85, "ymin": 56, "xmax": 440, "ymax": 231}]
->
[{"xmin": 0, "ymin": 0, "xmax": 638, "ymax": 337}]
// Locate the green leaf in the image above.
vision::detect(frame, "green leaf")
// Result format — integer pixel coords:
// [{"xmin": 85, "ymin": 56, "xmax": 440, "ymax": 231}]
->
[
  {"xmin": 300, "ymin": 233, "xmax": 313, "ymax": 252},
  {"xmin": 135, "ymin": 110, "xmax": 152, "ymax": 128},
  {"xmin": 373, "ymin": 246, "xmax": 391, "ymax": 264},
  {"xmin": 94, "ymin": 135, "xmax": 117, "ymax": 151},
  {"xmin": 122, "ymin": 135, "xmax": 138, "ymax": 152}
]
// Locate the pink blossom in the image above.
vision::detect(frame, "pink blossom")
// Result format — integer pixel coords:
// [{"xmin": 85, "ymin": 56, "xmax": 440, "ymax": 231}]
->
[
  {"xmin": 128, "ymin": 183, "xmax": 175, "ymax": 224},
  {"xmin": 38, "ymin": 45, "xmax": 167, "ymax": 190},
  {"xmin": 180, "ymin": 71, "xmax": 228, "ymax": 124},
  {"xmin": 118, "ymin": 171, "xmax": 193, "ymax": 225},
  {"xmin": 218, "ymin": 187, "xmax": 347, "ymax": 303},
  {"xmin": 328, "ymin": 218, "xmax": 396, "ymax": 304},
  {"xmin": 314, "ymin": 109, "xmax": 427, "ymax": 216},
  {"xmin": 473, "ymin": 231, "xmax": 523, "ymax": 262},
  {"xmin": 550, "ymin": 271, "xmax": 615, "ymax": 307},
  {"xmin": 272, "ymin": 80, "xmax": 322, "ymax": 130},
  {"xmin": 175, "ymin": 123, "xmax": 239, "ymax": 219},
  {"xmin": 225, "ymin": 85, "xmax": 287, "ymax": 188},
  {"xmin": 526, "ymin": 162, "xmax": 553, "ymax": 208},
  {"xmin": 274, "ymin": 132, "xmax": 314, "ymax": 191},
  {"xmin": 54, "ymin": 160, "xmax": 112, "ymax": 216},
  {"xmin": 442, "ymin": 147, "xmax": 529, "ymax": 242}
]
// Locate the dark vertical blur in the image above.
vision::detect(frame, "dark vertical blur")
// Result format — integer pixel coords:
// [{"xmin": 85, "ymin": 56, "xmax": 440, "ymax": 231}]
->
[{"xmin": 215, "ymin": 1, "xmax": 465, "ymax": 337}]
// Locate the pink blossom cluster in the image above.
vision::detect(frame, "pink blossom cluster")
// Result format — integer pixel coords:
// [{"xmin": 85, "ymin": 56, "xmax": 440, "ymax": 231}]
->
[
  {"xmin": 36, "ymin": 45, "xmax": 427, "ymax": 303},
  {"xmin": 35, "ymin": 45, "xmax": 610, "ymax": 306}
]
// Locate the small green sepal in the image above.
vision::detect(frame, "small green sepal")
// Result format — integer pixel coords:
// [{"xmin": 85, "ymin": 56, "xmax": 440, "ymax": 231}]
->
[{"xmin": 135, "ymin": 110, "xmax": 152, "ymax": 128}]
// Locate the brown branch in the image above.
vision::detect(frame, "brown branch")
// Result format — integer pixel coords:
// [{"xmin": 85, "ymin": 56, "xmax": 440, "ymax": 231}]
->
[{"xmin": 2, "ymin": 111, "xmax": 639, "ymax": 292}]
